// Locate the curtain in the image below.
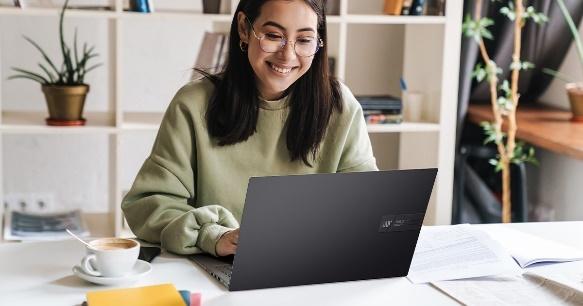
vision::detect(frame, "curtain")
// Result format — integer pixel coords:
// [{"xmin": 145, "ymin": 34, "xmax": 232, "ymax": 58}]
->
[{"xmin": 454, "ymin": 0, "xmax": 583, "ymax": 223}]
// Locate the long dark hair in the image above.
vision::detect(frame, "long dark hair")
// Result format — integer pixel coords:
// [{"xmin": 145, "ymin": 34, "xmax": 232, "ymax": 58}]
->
[{"xmin": 200, "ymin": 0, "xmax": 342, "ymax": 167}]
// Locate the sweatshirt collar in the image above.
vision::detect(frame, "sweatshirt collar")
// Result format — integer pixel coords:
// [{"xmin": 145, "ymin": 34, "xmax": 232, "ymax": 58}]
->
[{"xmin": 258, "ymin": 95, "xmax": 290, "ymax": 110}]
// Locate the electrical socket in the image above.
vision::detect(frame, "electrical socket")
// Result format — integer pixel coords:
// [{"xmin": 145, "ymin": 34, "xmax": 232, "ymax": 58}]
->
[{"xmin": 3, "ymin": 192, "xmax": 55, "ymax": 212}]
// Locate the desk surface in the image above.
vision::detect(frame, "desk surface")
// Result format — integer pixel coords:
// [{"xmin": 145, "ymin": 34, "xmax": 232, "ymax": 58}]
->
[
  {"xmin": 467, "ymin": 104, "xmax": 583, "ymax": 160},
  {"xmin": 1, "ymin": 222, "xmax": 582, "ymax": 306}
]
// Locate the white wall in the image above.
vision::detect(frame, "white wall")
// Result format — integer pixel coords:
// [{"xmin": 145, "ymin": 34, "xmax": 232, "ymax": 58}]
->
[{"xmin": 527, "ymin": 18, "xmax": 583, "ymax": 221}]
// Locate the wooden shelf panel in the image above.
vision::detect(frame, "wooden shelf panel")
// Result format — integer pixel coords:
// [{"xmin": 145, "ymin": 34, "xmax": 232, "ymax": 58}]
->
[
  {"xmin": 467, "ymin": 104, "xmax": 583, "ymax": 160},
  {"xmin": 1, "ymin": 111, "xmax": 116, "ymax": 134}
]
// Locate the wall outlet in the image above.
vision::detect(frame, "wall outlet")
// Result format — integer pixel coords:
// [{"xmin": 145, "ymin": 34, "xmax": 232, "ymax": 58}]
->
[{"xmin": 3, "ymin": 193, "xmax": 56, "ymax": 213}]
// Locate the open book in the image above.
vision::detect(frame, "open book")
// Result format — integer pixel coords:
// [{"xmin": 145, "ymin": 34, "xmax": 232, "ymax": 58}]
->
[
  {"xmin": 408, "ymin": 224, "xmax": 583, "ymax": 284},
  {"xmin": 481, "ymin": 226, "xmax": 583, "ymax": 268}
]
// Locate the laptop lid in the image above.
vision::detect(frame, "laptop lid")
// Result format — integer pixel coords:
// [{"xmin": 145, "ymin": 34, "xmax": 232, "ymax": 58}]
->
[{"xmin": 228, "ymin": 168, "xmax": 437, "ymax": 291}]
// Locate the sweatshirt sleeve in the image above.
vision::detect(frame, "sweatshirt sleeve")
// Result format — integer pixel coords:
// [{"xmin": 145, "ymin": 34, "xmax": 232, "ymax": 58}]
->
[
  {"xmin": 337, "ymin": 86, "xmax": 379, "ymax": 173},
  {"xmin": 122, "ymin": 85, "xmax": 239, "ymax": 256}
]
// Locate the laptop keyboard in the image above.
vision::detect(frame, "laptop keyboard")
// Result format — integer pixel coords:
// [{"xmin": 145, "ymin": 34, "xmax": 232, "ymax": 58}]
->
[{"xmin": 213, "ymin": 264, "xmax": 233, "ymax": 277}]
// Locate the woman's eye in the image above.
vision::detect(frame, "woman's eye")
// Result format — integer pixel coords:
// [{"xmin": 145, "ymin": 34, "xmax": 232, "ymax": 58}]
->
[
  {"xmin": 297, "ymin": 37, "xmax": 316, "ymax": 44},
  {"xmin": 265, "ymin": 33, "xmax": 283, "ymax": 41}
]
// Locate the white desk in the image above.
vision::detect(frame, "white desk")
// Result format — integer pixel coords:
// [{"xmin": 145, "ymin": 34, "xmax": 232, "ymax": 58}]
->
[{"xmin": 0, "ymin": 222, "xmax": 581, "ymax": 306}]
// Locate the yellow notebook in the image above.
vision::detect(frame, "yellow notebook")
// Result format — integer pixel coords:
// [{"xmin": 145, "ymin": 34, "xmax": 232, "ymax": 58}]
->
[{"xmin": 86, "ymin": 283, "xmax": 186, "ymax": 306}]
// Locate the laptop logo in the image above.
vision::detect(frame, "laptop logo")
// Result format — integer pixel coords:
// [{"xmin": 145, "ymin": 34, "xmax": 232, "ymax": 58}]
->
[
  {"xmin": 379, "ymin": 215, "xmax": 395, "ymax": 232},
  {"xmin": 379, "ymin": 213, "xmax": 425, "ymax": 232}
]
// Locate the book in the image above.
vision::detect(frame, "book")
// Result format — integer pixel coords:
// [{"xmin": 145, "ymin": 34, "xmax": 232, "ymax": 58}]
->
[
  {"xmin": 480, "ymin": 226, "xmax": 583, "ymax": 268},
  {"xmin": 192, "ymin": 32, "xmax": 227, "ymax": 80},
  {"xmin": 383, "ymin": 0, "xmax": 404, "ymax": 15},
  {"xmin": 409, "ymin": 0, "xmax": 426, "ymax": 16},
  {"xmin": 3, "ymin": 208, "xmax": 89, "ymax": 241},
  {"xmin": 401, "ymin": 0, "xmax": 413, "ymax": 15},
  {"xmin": 86, "ymin": 283, "xmax": 187, "ymax": 306},
  {"xmin": 129, "ymin": 0, "xmax": 150, "ymax": 13}
]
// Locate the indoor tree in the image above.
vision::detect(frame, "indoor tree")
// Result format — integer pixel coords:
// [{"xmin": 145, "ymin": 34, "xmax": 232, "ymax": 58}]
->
[{"xmin": 462, "ymin": 0, "xmax": 544, "ymax": 223}]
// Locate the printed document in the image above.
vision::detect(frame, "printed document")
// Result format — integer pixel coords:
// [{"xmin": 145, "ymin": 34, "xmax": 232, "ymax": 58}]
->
[{"xmin": 407, "ymin": 224, "xmax": 520, "ymax": 283}]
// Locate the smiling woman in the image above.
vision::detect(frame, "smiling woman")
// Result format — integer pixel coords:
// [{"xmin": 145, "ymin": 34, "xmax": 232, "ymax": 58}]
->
[{"xmin": 121, "ymin": 0, "xmax": 378, "ymax": 258}]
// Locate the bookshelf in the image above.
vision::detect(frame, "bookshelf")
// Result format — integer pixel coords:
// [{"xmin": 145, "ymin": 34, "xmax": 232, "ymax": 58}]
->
[{"xmin": 0, "ymin": 0, "xmax": 462, "ymax": 239}]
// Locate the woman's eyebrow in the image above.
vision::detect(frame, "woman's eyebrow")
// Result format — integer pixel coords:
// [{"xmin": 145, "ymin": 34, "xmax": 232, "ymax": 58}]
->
[{"xmin": 261, "ymin": 21, "xmax": 316, "ymax": 33}]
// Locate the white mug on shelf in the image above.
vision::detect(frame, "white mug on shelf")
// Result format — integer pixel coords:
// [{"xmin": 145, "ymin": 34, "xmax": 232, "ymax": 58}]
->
[
  {"xmin": 403, "ymin": 91, "xmax": 424, "ymax": 122},
  {"xmin": 80, "ymin": 237, "xmax": 140, "ymax": 278}
]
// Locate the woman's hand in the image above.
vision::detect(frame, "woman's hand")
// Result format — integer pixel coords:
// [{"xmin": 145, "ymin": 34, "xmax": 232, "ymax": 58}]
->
[{"xmin": 215, "ymin": 228, "xmax": 239, "ymax": 256}]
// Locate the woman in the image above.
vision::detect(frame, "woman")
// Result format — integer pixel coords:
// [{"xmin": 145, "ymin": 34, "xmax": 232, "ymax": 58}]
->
[{"xmin": 122, "ymin": 0, "xmax": 378, "ymax": 257}]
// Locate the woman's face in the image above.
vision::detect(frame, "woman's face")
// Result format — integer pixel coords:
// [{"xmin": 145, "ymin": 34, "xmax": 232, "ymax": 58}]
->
[{"xmin": 238, "ymin": 0, "xmax": 319, "ymax": 100}]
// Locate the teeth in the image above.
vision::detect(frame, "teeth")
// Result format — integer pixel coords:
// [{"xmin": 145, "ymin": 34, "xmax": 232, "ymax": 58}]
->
[{"xmin": 270, "ymin": 63, "xmax": 292, "ymax": 74}]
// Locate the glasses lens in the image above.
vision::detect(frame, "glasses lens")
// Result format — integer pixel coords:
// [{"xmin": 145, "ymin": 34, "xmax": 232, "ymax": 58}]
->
[
  {"xmin": 295, "ymin": 37, "xmax": 318, "ymax": 57},
  {"xmin": 260, "ymin": 33, "xmax": 284, "ymax": 53},
  {"xmin": 259, "ymin": 34, "xmax": 320, "ymax": 57}
]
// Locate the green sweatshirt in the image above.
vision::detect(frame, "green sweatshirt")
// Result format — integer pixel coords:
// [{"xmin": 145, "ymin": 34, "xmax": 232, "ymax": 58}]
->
[{"xmin": 122, "ymin": 79, "xmax": 378, "ymax": 256}]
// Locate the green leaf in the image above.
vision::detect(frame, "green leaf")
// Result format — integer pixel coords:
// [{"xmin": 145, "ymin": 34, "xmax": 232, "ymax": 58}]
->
[
  {"xmin": 22, "ymin": 36, "xmax": 61, "ymax": 77},
  {"xmin": 7, "ymin": 74, "xmax": 45, "ymax": 84},
  {"xmin": 10, "ymin": 67, "xmax": 49, "ymax": 84},
  {"xmin": 557, "ymin": 0, "xmax": 583, "ymax": 73},
  {"xmin": 542, "ymin": 68, "xmax": 575, "ymax": 83},
  {"xmin": 38, "ymin": 63, "xmax": 56, "ymax": 83},
  {"xmin": 500, "ymin": 6, "xmax": 516, "ymax": 21},
  {"xmin": 472, "ymin": 63, "xmax": 487, "ymax": 82},
  {"xmin": 523, "ymin": 6, "xmax": 548, "ymax": 24},
  {"xmin": 462, "ymin": 16, "xmax": 495, "ymax": 42}
]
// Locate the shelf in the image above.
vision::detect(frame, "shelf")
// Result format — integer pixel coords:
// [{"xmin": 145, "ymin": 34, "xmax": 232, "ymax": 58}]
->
[
  {"xmin": 467, "ymin": 104, "xmax": 583, "ymax": 160},
  {"xmin": 345, "ymin": 15, "xmax": 446, "ymax": 25},
  {"xmin": 0, "ymin": 7, "xmax": 445, "ymax": 25},
  {"xmin": 0, "ymin": 6, "xmax": 117, "ymax": 18},
  {"xmin": 367, "ymin": 122, "xmax": 440, "ymax": 133},
  {"xmin": 1, "ymin": 111, "xmax": 116, "ymax": 134},
  {"xmin": 119, "ymin": 10, "xmax": 232, "ymax": 22},
  {"xmin": 121, "ymin": 112, "xmax": 440, "ymax": 134},
  {"xmin": 122, "ymin": 112, "xmax": 163, "ymax": 131}
]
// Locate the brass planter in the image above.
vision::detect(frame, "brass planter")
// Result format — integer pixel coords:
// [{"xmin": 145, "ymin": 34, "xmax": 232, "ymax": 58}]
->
[
  {"xmin": 565, "ymin": 83, "xmax": 583, "ymax": 122},
  {"xmin": 41, "ymin": 84, "xmax": 89, "ymax": 126}
]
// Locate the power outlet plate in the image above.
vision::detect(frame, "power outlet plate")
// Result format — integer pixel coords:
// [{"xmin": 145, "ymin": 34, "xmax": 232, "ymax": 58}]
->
[{"xmin": 3, "ymin": 193, "xmax": 56, "ymax": 213}]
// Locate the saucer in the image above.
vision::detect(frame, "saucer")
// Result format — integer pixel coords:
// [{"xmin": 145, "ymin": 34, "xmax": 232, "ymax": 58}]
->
[{"xmin": 72, "ymin": 259, "xmax": 152, "ymax": 285}]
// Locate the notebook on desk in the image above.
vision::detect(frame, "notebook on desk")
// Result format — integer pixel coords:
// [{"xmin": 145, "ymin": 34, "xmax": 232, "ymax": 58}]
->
[{"xmin": 191, "ymin": 169, "xmax": 438, "ymax": 291}]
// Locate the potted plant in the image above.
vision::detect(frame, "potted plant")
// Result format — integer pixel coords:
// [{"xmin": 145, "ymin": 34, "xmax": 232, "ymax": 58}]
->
[
  {"xmin": 543, "ymin": 0, "xmax": 583, "ymax": 122},
  {"xmin": 8, "ymin": 0, "xmax": 101, "ymax": 126}
]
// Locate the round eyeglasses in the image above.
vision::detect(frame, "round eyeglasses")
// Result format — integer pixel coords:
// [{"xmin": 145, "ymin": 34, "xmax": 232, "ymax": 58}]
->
[{"xmin": 246, "ymin": 17, "xmax": 323, "ymax": 57}]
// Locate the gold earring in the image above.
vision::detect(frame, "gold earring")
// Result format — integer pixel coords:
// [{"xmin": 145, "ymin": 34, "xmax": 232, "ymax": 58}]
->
[{"xmin": 239, "ymin": 40, "xmax": 248, "ymax": 52}]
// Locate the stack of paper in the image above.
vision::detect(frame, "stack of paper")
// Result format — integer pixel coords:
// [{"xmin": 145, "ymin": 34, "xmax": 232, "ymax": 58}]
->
[{"xmin": 407, "ymin": 224, "xmax": 520, "ymax": 283}]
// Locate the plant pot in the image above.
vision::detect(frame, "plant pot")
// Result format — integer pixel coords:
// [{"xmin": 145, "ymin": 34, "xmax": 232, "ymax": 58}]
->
[
  {"xmin": 41, "ymin": 84, "xmax": 89, "ymax": 126},
  {"xmin": 565, "ymin": 83, "xmax": 583, "ymax": 122}
]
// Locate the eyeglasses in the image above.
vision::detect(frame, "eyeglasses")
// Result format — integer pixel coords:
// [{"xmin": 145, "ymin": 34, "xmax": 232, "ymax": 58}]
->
[{"xmin": 245, "ymin": 17, "xmax": 323, "ymax": 57}]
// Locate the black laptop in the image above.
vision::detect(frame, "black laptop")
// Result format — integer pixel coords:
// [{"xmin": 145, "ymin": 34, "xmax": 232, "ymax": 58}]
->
[{"xmin": 190, "ymin": 168, "xmax": 437, "ymax": 291}]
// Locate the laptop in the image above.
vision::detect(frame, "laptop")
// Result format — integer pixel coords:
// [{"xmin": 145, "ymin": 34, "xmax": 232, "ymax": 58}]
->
[{"xmin": 190, "ymin": 168, "xmax": 437, "ymax": 291}]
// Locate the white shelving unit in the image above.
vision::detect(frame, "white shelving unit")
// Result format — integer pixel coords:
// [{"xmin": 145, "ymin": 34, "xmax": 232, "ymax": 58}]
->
[{"xmin": 0, "ymin": 0, "xmax": 462, "ymax": 238}]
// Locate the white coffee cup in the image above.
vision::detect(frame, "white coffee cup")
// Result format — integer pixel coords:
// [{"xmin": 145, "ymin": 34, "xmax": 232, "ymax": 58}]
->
[{"xmin": 80, "ymin": 237, "xmax": 140, "ymax": 278}]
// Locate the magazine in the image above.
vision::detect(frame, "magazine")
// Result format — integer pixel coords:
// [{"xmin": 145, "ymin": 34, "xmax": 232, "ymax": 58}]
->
[{"xmin": 3, "ymin": 209, "xmax": 89, "ymax": 241}]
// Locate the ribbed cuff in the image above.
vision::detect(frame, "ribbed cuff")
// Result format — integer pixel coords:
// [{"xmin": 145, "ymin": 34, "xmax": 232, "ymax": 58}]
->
[{"xmin": 196, "ymin": 223, "xmax": 233, "ymax": 256}]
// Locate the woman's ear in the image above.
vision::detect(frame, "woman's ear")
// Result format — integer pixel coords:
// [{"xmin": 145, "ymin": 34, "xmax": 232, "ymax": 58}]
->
[{"xmin": 237, "ymin": 12, "xmax": 249, "ymax": 44}]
